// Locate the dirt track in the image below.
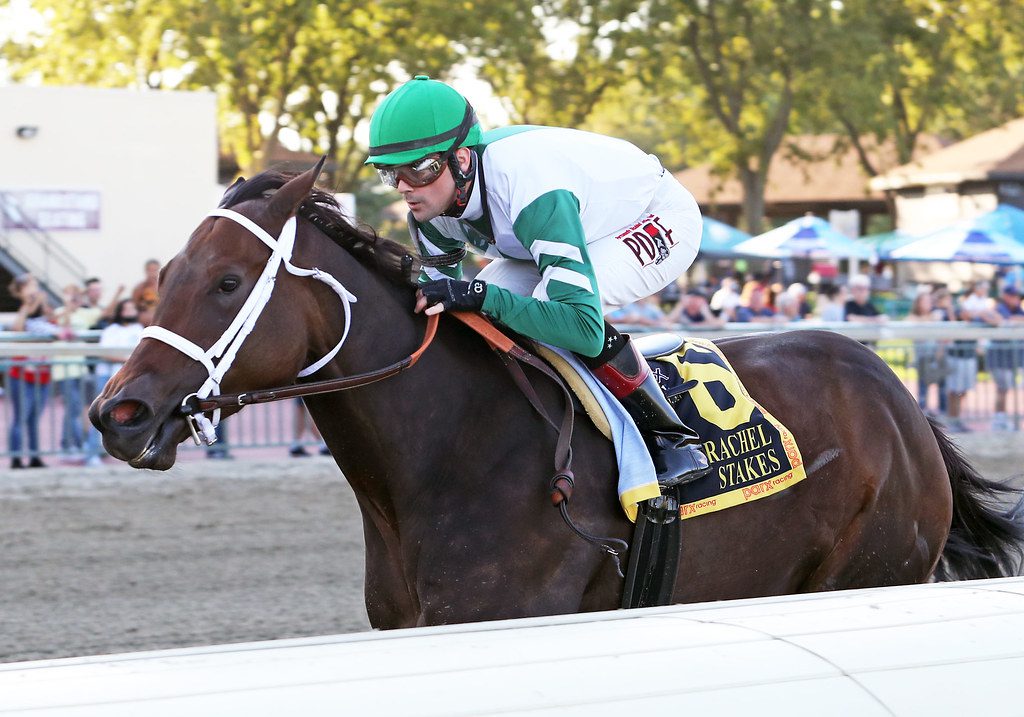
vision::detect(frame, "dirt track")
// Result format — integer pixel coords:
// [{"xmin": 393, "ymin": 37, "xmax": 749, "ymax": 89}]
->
[{"xmin": 1, "ymin": 434, "xmax": 1022, "ymax": 664}]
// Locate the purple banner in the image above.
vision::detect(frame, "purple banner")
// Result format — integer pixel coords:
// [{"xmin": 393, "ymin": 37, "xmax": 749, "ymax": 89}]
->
[{"xmin": 1, "ymin": 190, "xmax": 101, "ymax": 231}]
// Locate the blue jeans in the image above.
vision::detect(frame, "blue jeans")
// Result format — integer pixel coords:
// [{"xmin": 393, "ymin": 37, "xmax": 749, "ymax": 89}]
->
[
  {"xmin": 917, "ymin": 378, "xmax": 948, "ymax": 413},
  {"xmin": 8, "ymin": 377, "xmax": 51, "ymax": 459},
  {"xmin": 59, "ymin": 377, "xmax": 86, "ymax": 451},
  {"xmin": 85, "ymin": 372, "xmax": 111, "ymax": 461}
]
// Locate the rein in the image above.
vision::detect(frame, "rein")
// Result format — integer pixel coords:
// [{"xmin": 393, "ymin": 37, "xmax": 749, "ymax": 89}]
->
[{"xmin": 182, "ymin": 313, "xmax": 438, "ymax": 415}]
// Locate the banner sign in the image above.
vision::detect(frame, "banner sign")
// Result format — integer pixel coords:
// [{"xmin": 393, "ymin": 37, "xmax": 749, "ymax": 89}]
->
[{"xmin": 1, "ymin": 190, "xmax": 101, "ymax": 231}]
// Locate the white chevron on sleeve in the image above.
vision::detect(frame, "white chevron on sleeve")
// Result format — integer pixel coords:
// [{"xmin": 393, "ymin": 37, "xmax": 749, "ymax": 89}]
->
[
  {"xmin": 419, "ymin": 234, "xmax": 448, "ymax": 257},
  {"xmin": 530, "ymin": 240, "xmax": 583, "ymax": 265},
  {"xmin": 534, "ymin": 266, "xmax": 594, "ymax": 300}
]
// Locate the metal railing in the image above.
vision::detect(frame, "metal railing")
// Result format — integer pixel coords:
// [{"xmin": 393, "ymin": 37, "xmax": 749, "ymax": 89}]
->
[
  {"xmin": 0, "ymin": 345, "xmax": 322, "ymax": 466},
  {"xmin": 1, "ymin": 324, "xmax": 1023, "ymax": 463}
]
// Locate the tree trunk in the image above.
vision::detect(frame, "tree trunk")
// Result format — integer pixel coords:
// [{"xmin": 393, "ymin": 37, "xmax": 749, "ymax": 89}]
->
[{"xmin": 738, "ymin": 165, "xmax": 768, "ymax": 235}]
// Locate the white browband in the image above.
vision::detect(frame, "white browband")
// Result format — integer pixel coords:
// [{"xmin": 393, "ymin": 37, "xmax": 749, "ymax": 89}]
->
[{"xmin": 141, "ymin": 208, "xmax": 358, "ymax": 445}]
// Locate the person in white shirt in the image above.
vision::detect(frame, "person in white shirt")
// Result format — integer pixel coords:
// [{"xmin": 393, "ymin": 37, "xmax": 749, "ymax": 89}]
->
[{"xmin": 709, "ymin": 276, "xmax": 741, "ymax": 321}]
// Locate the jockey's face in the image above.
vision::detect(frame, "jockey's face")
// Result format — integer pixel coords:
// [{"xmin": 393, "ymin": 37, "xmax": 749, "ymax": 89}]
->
[{"xmin": 397, "ymin": 147, "xmax": 471, "ymax": 222}]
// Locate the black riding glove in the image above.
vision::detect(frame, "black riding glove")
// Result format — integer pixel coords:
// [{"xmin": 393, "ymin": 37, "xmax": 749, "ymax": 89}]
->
[{"xmin": 419, "ymin": 278, "xmax": 488, "ymax": 312}]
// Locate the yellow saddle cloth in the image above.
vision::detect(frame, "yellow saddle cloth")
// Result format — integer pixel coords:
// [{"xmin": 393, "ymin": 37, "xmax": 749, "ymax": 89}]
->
[{"xmin": 539, "ymin": 337, "xmax": 808, "ymax": 521}]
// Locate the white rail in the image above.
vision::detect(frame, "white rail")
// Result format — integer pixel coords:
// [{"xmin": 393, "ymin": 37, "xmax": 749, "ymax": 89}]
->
[{"xmin": 1, "ymin": 577, "xmax": 1022, "ymax": 716}]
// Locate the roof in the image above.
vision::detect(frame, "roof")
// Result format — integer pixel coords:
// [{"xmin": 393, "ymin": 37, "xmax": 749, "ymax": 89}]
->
[
  {"xmin": 871, "ymin": 117, "xmax": 1024, "ymax": 190},
  {"xmin": 676, "ymin": 134, "xmax": 942, "ymax": 206}
]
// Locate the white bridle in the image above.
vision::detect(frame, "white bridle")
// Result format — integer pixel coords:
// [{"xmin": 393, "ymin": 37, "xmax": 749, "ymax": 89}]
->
[{"xmin": 141, "ymin": 208, "xmax": 358, "ymax": 445}]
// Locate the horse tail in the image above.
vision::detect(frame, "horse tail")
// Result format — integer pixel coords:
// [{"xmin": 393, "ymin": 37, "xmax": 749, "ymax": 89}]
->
[{"xmin": 930, "ymin": 416, "xmax": 1024, "ymax": 580}]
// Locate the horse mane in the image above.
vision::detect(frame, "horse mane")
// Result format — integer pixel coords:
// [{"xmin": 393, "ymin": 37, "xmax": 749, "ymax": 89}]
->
[{"xmin": 221, "ymin": 170, "xmax": 415, "ymax": 286}]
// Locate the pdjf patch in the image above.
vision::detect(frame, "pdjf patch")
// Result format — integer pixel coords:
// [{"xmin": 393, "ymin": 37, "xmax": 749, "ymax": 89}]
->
[{"xmin": 617, "ymin": 214, "xmax": 677, "ymax": 267}]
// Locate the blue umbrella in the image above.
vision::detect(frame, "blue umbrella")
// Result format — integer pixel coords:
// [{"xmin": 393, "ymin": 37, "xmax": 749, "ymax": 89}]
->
[
  {"xmin": 884, "ymin": 205, "xmax": 1024, "ymax": 264},
  {"xmin": 729, "ymin": 215, "xmax": 874, "ymax": 260},
  {"xmin": 860, "ymin": 229, "xmax": 917, "ymax": 255},
  {"xmin": 699, "ymin": 217, "xmax": 751, "ymax": 255}
]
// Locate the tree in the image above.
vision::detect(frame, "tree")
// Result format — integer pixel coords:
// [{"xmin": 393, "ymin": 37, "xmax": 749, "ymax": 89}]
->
[
  {"xmin": 645, "ymin": 0, "xmax": 830, "ymax": 233},
  {"xmin": 2, "ymin": 0, "xmax": 467, "ymax": 185},
  {"xmin": 1, "ymin": 0, "xmax": 191, "ymax": 88},
  {"xmin": 465, "ymin": 0, "xmax": 646, "ymax": 127},
  {"xmin": 805, "ymin": 0, "xmax": 1024, "ymax": 178}
]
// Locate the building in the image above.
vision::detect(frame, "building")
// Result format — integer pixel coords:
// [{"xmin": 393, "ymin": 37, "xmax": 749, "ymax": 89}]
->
[
  {"xmin": 869, "ymin": 117, "xmax": 1024, "ymax": 234},
  {"xmin": 0, "ymin": 85, "xmax": 221, "ymax": 311},
  {"xmin": 675, "ymin": 134, "xmax": 944, "ymax": 237}
]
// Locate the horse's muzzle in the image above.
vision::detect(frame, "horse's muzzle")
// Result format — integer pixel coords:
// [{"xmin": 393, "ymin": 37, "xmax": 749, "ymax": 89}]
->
[{"xmin": 89, "ymin": 393, "xmax": 184, "ymax": 470}]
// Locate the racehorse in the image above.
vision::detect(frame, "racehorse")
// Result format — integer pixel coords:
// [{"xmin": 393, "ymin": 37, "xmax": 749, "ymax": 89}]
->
[{"xmin": 91, "ymin": 161, "xmax": 1024, "ymax": 629}]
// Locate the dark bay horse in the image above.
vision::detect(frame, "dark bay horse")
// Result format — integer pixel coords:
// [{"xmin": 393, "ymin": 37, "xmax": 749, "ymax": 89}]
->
[{"xmin": 91, "ymin": 162, "xmax": 1024, "ymax": 628}]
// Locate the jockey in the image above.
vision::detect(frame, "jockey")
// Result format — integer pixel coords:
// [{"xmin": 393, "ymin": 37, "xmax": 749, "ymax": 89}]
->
[{"xmin": 365, "ymin": 75, "xmax": 709, "ymax": 487}]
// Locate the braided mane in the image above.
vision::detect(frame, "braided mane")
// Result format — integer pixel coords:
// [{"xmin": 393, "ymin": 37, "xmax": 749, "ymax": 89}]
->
[{"xmin": 221, "ymin": 171, "xmax": 415, "ymax": 285}]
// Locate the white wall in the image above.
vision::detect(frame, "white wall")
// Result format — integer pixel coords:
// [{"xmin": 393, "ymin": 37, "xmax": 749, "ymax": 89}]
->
[
  {"xmin": 895, "ymin": 186, "xmax": 999, "ymax": 234},
  {"xmin": 0, "ymin": 85, "xmax": 221, "ymax": 295}
]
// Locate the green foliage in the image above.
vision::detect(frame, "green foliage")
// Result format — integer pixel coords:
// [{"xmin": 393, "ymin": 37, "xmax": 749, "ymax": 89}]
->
[{"xmin": 3, "ymin": 0, "xmax": 1022, "ymax": 231}]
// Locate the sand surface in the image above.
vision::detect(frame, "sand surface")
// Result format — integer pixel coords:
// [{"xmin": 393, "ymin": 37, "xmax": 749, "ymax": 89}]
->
[{"xmin": 2, "ymin": 434, "xmax": 1022, "ymax": 663}]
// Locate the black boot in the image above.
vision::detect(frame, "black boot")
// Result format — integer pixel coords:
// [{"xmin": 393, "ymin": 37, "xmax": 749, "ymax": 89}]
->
[{"xmin": 588, "ymin": 333, "xmax": 710, "ymax": 487}]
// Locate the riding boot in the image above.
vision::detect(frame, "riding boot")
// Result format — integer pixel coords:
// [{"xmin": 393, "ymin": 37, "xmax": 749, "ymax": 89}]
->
[{"xmin": 587, "ymin": 333, "xmax": 711, "ymax": 487}]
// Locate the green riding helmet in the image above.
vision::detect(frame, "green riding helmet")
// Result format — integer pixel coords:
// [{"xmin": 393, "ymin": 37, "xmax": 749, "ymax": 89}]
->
[{"xmin": 365, "ymin": 75, "xmax": 481, "ymax": 166}]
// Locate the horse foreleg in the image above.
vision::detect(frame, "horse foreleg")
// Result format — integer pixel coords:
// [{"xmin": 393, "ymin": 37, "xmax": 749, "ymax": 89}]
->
[{"xmin": 361, "ymin": 519, "xmax": 420, "ymax": 629}]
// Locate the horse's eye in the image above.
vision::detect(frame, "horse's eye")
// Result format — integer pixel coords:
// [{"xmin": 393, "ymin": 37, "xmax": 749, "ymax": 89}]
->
[{"xmin": 218, "ymin": 276, "xmax": 241, "ymax": 293}]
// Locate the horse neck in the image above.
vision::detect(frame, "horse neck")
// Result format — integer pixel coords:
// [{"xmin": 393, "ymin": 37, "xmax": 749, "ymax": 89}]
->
[{"xmin": 296, "ymin": 230, "xmax": 493, "ymax": 506}]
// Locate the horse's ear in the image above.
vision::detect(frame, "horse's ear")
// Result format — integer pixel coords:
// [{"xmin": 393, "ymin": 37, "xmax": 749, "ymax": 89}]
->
[
  {"xmin": 267, "ymin": 156, "xmax": 327, "ymax": 219},
  {"xmin": 218, "ymin": 176, "xmax": 246, "ymax": 207}
]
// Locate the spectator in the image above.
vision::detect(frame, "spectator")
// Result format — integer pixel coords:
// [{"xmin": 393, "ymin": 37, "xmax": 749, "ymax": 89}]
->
[
  {"xmin": 814, "ymin": 283, "xmax": 846, "ymax": 322},
  {"xmin": 931, "ymin": 286, "xmax": 955, "ymax": 321},
  {"xmin": 85, "ymin": 299, "xmax": 144, "ymax": 466},
  {"xmin": 739, "ymin": 272, "xmax": 772, "ymax": 307},
  {"xmin": 844, "ymin": 274, "xmax": 886, "ymax": 324},
  {"xmin": 658, "ymin": 278, "xmax": 683, "ymax": 312},
  {"xmin": 986, "ymin": 285, "xmax": 1024, "ymax": 431},
  {"xmin": 945, "ymin": 281, "xmax": 999, "ymax": 433},
  {"xmin": 290, "ymin": 399, "xmax": 329, "ymax": 457},
  {"xmin": 667, "ymin": 289, "xmax": 725, "ymax": 328},
  {"xmin": 69, "ymin": 277, "xmax": 123, "ymax": 331},
  {"xmin": 959, "ymin": 280, "xmax": 999, "ymax": 323},
  {"xmin": 709, "ymin": 276, "xmax": 742, "ymax": 321},
  {"xmin": 773, "ymin": 292, "xmax": 803, "ymax": 323},
  {"xmin": 607, "ymin": 295, "xmax": 669, "ymax": 328},
  {"xmin": 53, "ymin": 285, "xmax": 91, "ymax": 461},
  {"xmin": 785, "ymin": 283, "xmax": 813, "ymax": 318},
  {"xmin": 734, "ymin": 286, "xmax": 776, "ymax": 323},
  {"xmin": 6, "ymin": 274, "xmax": 57, "ymax": 468},
  {"xmin": 907, "ymin": 287, "xmax": 950, "ymax": 417},
  {"xmin": 131, "ymin": 259, "xmax": 161, "ymax": 326}
]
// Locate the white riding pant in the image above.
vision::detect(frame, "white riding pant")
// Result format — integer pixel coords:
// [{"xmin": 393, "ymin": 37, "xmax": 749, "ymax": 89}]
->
[{"xmin": 476, "ymin": 171, "xmax": 701, "ymax": 313}]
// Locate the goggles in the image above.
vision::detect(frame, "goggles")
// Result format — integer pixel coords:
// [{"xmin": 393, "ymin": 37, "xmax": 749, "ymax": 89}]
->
[{"xmin": 375, "ymin": 153, "xmax": 449, "ymax": 189}]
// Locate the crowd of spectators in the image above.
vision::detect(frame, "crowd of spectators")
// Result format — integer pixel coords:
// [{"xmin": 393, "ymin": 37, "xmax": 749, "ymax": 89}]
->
[
  {"xmin": 1, "ymin": 259, "xmax": 335, "ymax": 465},
  {"xmin": 3, "ymin": 262, "xmax": 153, "ymax": 468},
  {"xmin": 6, "ymin": 260, "xmax": 1024, "ymax": 463},
  {"xmin": 607, "ymin": 269, "xmax": 1024, "ymax": 433}
]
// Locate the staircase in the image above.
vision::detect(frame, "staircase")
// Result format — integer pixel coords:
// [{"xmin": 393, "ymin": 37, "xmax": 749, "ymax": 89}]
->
[{"xmin": 0, "ymin": 193, "xmax": 88, "ymax": 309}]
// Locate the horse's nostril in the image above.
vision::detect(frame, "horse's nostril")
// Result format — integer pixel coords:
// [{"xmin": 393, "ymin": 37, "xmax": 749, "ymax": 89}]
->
[{"xmin": 108, "ymin": 400, "xmax": 149, "ymax": 427}]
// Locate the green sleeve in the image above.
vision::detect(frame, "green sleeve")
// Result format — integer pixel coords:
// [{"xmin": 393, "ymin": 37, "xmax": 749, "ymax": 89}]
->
[
  {"xmin": 414, "ymin": 217, "xmax": 463, "ymax": 283},
  {"xmin": 481, "ymin": 190, "xmax": 604, "ymax": 357}
]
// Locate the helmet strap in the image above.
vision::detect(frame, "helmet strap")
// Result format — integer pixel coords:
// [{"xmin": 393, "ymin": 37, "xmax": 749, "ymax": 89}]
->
[{"xmin": 442, "ymin": 150, "xmax": 477, "ymax": 218}]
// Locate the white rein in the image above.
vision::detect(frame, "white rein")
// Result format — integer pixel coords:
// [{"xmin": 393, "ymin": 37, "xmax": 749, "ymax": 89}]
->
[{"xmin": 140, "ymin": 208, "xmax": 358, "ymax": 445}]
